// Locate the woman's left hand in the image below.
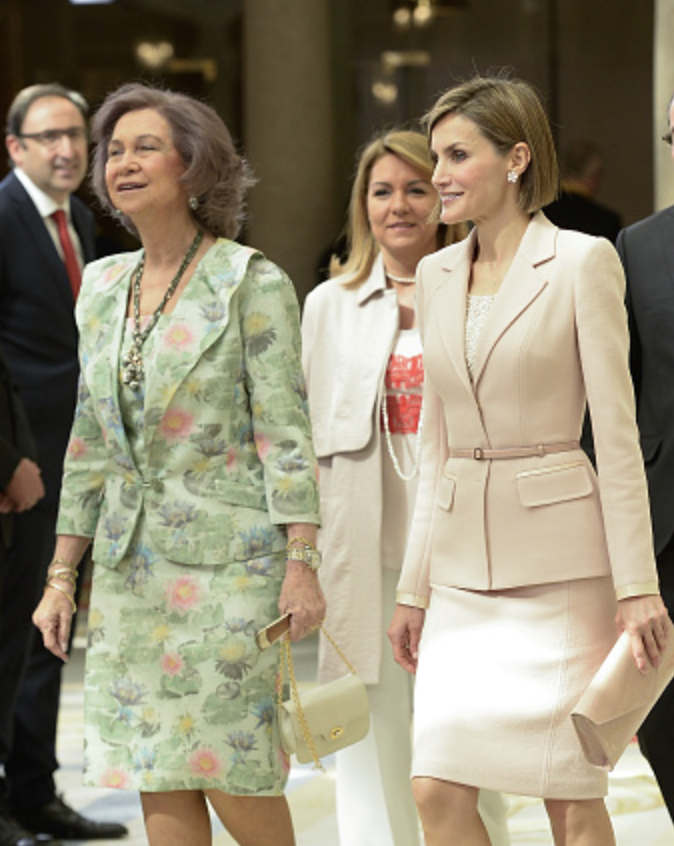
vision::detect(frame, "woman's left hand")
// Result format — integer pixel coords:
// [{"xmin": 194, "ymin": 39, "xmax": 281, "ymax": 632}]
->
[
  {"xmin": 617, "ymin": 593, "xmax": 671, "ymax": 673},
  {"xmin": 279, "ymin": 560, "xmax": 326, "ymax": 641}
]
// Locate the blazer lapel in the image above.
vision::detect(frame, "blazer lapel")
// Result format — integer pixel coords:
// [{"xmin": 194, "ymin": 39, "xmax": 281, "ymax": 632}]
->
[
  {"xmin": 657, "ymin": 207, "xmax": 674, "ymax": 298},
  {"xmin": 428, "ymin": 231, "xmax": 475, "ymax": 398},
  {"xmin": 79, "ymin": 257, "xmax": 136, "ymax": 457},
  {"xmin": 471, "ymin": 213, "xmax": 553, "ymax": 386},
  {"xmin": 7, "ymin": 176, "xmax": 75, "ymax": 308},
  {"xmin": 143, "ymin": 240, "xmax": 256, "ymax": 449}
]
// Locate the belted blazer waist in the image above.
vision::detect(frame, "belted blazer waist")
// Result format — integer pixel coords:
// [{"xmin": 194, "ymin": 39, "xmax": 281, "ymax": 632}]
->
[{"xmin": 448, "ymin": 440, "xmax": 580, "ymax": 461}]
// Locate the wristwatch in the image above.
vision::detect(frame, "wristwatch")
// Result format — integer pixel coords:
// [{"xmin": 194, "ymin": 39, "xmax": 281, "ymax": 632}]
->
[{"xmin": 286, "ymin": 546, "xmax": 322, "ymax": 571}]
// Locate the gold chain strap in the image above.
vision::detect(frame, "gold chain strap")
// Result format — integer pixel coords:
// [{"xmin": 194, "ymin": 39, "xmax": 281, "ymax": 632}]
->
[
  {"xmin": 277, "ymin": 626, "xmax": 355, "ymax": 771},
  {"xmin": 280, "ymin": 637, "xmax": 323, "ymax": 770}
]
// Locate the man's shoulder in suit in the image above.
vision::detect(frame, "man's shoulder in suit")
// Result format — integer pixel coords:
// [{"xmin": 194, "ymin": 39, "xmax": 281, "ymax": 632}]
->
[{"xmin": 621, "ymin": 204, "xmax": 674, "ymax": 244}]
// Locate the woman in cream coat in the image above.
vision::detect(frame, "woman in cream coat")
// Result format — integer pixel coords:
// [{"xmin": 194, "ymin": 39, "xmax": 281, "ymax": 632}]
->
[
  {"xmin": 389, "ymin": 75, "xmax": 671, "ymax": 846},
  {"xmin": 302, "ymin": 130, "xmax": 508, "ymax": 846}
]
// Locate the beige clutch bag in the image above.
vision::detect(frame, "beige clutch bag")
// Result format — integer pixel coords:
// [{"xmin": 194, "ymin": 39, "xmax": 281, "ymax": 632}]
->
[{"xmin": 571, "ymin": 619, "xmax": 674, "ymax": 770}]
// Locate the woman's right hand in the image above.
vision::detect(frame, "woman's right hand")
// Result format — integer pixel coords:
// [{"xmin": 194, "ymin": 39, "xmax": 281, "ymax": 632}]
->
[
  {"xmin": 388, "ymin": 604, "xmax": 426, "ymax": 674},
  {"xmin": 33, "ymin": 588, "xmax": 74, "ymax": 663}
]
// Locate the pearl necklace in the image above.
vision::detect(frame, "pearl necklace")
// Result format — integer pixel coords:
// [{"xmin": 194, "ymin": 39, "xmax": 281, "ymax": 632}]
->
[
  {"xmin": 386, "ymin": 272, "xmax": 416, "ymax": 284},
  {"xmin": 122, "ymin": 229, "xmax": 204, "ymax": 391},
  {"xmin": 381, "ymin": 390, "xmax": 424, "ymax": 481}
]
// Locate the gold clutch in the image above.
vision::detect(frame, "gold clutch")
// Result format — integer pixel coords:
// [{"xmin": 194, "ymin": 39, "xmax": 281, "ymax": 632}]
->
[{"xmin": 571, "ymin": 619, "xmax": 674, "ymax": 770}]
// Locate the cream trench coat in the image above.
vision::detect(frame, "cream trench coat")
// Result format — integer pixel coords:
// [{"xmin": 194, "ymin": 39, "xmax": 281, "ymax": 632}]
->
[
  {"xmin": 302, "ymin": 255, "xmax": 401, "ymax": 683},
  {"xmin": 398, "ymin": 213, "xmax": 659, "ymax": 605}
]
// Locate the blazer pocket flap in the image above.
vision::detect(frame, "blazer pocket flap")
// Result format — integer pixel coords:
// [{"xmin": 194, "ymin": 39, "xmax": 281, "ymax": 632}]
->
[
  {"xmin": 436, "ymin": 472, "xmax": 457, "ymax": 511},
  {"xmin": 516, "ymin": 463, "xmax": 592, "ymax": 508}
]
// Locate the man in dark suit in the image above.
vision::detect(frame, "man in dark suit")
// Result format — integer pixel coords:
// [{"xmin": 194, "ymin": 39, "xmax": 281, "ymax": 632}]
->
[
  {"xmin": 0, "ymin": 84, "xmax": 127, "ymax": 845},
  {"xmin": 544, "ymin": 139, "xmax": 623, "ymax": 243},
  {"xmin": 616, "ymin": 92, "xmax": 674, "ymax": 825},
  {"xmin": 0, "ymin": 345, "xmax": 46, "ymax": 846}
]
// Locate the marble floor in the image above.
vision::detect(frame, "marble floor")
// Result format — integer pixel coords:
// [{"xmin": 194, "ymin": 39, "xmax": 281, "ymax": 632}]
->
[{"xmin": 56, "ymin": 635, "xmax": 674, "ymax": 846}]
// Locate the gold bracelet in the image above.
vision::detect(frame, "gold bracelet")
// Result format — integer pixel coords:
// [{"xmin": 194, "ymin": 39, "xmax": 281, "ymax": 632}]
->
[
  {"xmin": 46, "ymin": 581, "xmax": 77, "ymax": 614},
  {"xmin": 51, "ymin": 557, "xmax": 77, "ymax": 570},
  {"xmin": 286, "ymin": 536, "xmax": 316, "ymax": 551},
  {"xmin": 47, "ymin": 568, "xmax": 77, "ymax": 585}
]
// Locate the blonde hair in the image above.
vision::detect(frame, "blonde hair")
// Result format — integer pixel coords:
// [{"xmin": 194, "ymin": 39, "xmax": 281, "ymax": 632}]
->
[
  {"xmin": 331, "ymin": 129, "xmax": 467, "ymax": 287},
  {"xmin": 424, "ymin": 75, "xmax": 558, "ymax": 214}
]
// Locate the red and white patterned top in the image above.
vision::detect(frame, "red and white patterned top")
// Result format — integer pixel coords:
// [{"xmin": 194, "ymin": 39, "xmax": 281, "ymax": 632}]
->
[
  {"xmin": 381, "ymin": 343, "xmax": 423, "ymax": 435},
  {"xmin": 380, "ymin": 327, "xmax": 424, "ymax": 570}
]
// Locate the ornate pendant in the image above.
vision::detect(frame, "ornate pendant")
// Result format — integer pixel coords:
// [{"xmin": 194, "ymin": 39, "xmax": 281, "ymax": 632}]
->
[{"xmin": 122, "ymin": 343, "xmax": 144, "ymax": 391}]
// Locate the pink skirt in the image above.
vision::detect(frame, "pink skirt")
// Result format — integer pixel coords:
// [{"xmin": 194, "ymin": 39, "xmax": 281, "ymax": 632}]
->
[{"xmin": 412, "ymin": 576, "xmax": 617, "ymax": 798}]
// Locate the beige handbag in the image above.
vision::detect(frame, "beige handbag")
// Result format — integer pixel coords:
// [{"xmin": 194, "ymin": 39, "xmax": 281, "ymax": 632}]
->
[
  {"xmin": 571, "ymin": 619, "xmax": 674, "ymax": 770},
  {"xmin": 277, "ymin": 628, "xmax": 370, "ymax": 769}
]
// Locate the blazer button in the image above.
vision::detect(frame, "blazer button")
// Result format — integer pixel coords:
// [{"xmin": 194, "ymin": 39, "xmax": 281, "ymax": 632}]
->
[{"xmin": 152, "ymin": 479, "xmax": 165, "ymax": 493}]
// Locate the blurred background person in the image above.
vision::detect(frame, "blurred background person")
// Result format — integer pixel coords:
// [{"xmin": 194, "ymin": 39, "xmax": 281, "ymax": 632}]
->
[
  {"xmin": 389, "ymin": 74, "xmax": 668, "ymax": 846},
  {"xmin": 33, "ymin": 82, "xmax": 324, "ymax": 846},
  {"xmin": 0, "ymin": 83, "xmax": 126, "ymax": 845},
  {"xmin": 0, "ymin": 338, "xmax": 44, "ymax": 552},
  {"xmin": 302, "ymin": 129, "xmax": 509, "ymax": 846},
  {"xmin": 614, "ymin": 88, "xmax": 674, "ymax": 827},
  {"xmin": 544, "ymin": 139, "xmax": 623, "ymax": 242}
]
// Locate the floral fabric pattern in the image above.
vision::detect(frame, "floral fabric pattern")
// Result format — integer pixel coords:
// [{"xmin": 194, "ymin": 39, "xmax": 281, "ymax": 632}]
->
[
  {"xmin": 58, "ymin": 239, "xmax": 320, "ymax": 794},
  {"xmin": 57, "ymin": 239, "xmax": 320, "ymax": 566},
  {"xmin": 84, "ymin": 543, "xmax": 290, "ymax": 794}
]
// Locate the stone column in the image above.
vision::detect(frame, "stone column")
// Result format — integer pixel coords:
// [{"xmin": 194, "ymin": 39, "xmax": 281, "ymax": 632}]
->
[
  {"xmin": 243, "ymin": 0, "xmax": 339, "ymax": 301},
  {"xmin": 654, "ymin": 0, "xmax": 674, "ymax": 210}
]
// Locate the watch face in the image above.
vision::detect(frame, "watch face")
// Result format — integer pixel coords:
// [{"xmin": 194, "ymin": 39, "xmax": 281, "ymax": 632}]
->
[{"xmin": 287, "ymin": 547, "xmax": 321, "ymax": 569}]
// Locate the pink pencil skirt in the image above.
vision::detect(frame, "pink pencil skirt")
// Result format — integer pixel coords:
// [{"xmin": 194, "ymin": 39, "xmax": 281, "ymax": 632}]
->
[{"xmin": 412, "ymin": 576, "xmax": 617, "ymax": 799}]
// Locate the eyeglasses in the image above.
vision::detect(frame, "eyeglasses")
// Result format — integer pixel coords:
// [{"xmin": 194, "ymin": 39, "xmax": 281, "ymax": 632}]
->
[
  {"xmin": 18, "ymin": 127, "xmax": 88, "ymax": 149},
  {"xmin": 662, "ymin": 129, "xmax": 673, "ymax": 147}
]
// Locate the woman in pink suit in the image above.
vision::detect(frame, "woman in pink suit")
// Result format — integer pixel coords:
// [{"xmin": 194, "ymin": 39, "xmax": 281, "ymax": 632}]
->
[{"xmin": 388, "ymin": 75, "xmax": 670, "ymax": 846}]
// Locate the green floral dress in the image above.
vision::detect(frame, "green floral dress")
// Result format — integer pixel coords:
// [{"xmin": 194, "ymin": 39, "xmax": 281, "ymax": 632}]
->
[{"xmin": 83, "ymin": 316, "xmax": 290, "ymax": 794}]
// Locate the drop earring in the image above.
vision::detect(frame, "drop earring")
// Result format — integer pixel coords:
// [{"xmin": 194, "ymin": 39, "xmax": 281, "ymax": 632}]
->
[
  {"xmin": 189, "ymin": 196, "xmax": 199, "ymax": 211},
  {"xmin": 507, "ymin": 170, "xmax": 519, "ymax": 184}
]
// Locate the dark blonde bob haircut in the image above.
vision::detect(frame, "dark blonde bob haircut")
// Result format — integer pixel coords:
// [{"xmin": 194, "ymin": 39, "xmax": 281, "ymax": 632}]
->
[
  {"xmin": 90, "ymin": 83, "xmax": 255, "ymax": 239},
  {"xmin": 331, "ymin": 129, "xmax": 467, "ymax": 287},
  {"xmin": 424, "ymin": 75, "xmax": 558, "ymax": 214}
]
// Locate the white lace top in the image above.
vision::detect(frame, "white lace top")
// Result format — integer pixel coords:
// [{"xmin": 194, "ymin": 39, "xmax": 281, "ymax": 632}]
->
[{"xmin": 465, "ymin": 294, "xmax": 497, "ymax": 379}]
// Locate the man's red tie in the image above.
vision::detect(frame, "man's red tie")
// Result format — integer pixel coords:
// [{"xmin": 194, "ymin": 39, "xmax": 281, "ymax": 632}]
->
[{"xmin": 51, "ymin": 209, "xmax": 81, "ymax": 299}]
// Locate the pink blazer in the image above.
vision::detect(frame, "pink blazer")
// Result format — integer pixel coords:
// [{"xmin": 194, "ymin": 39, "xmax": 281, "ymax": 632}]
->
[{"xmin": 398, "ymin": 213, "xmax": 658, "ymax": 604}]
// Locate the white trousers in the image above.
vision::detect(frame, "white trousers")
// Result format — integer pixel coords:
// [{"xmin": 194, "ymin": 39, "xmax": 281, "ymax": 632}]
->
[{"xmin": 335, "ymin": 569, "xmax": 510, "ymax": 846}]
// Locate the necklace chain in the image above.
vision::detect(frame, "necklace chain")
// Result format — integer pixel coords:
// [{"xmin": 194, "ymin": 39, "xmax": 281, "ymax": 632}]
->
[
  {"xmin": 386, "ymin": 271, "xmax": 416, "ymax": 284},
  {"xmin": 122, "ymin": 229, "xmax": 204, "ymax": 391},
  {"xmin": 381, "ymin": 389, "xmax": 424, "ymax": 481}
]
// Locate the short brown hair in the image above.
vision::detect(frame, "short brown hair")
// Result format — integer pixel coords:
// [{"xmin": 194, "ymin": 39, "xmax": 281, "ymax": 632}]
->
[
  {"xmin": 90, "ymin": 83, "xmax": 254, "ymax": 239},
  {"xmin": 424, "ymin": 75, "xmax": 558, "ymax": 213},
  {"xmin": 6, "ymin": 83, "xmax": 88, "ymax": 138},
  {"xmin": 332, "ymin": 129, "xmax": 466, "ymax": 286}
]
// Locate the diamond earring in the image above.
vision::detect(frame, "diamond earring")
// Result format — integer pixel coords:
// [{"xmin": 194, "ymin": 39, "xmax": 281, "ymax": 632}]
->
[
  {"xmin": 189, "ymin": 196, "xmax": 199, "ymax": 211},
  {"xmin": 507, "ymin": 170, "xmax": 519, "ymax": 184}
]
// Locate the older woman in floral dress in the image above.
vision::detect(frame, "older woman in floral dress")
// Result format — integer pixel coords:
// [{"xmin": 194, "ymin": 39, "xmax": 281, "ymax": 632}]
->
[{"xmin": 33, "ymin": 83, "xmax": 324, "ymax": 846}]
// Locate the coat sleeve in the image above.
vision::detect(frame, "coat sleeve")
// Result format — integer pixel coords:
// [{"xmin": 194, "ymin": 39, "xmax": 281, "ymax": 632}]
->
[
  {"xmin": 55, "ymin": 371, "xmax": 108, "ymax": 538},
  {"xmin": 396, "ymin": 263, "xmax": 449, "ymax": 606},
  {"xmin": 0, "ymin": 351, "xmax": 37, "ymax": 487},
  {"xmin": 239, "ymin": 256, "xmax": 321, "ymax": 527},
  {"xmin": 574, "ymin": 236, "xmax": 658, "ymax": 597}
]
